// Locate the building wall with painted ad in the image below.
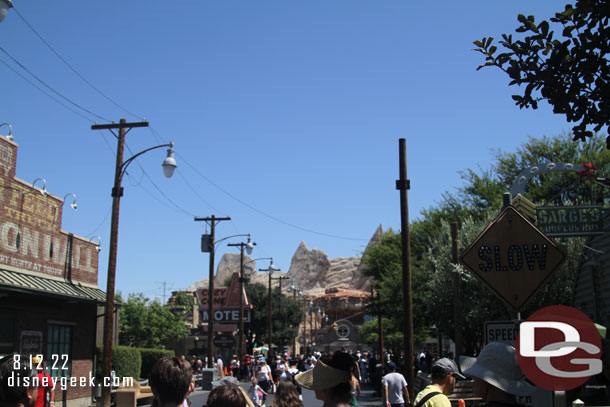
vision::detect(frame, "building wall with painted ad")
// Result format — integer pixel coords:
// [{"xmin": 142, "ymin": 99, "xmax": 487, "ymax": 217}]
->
[{"xmin": 0, "ymin": 135, "xmax": 105, "ymax": 407}]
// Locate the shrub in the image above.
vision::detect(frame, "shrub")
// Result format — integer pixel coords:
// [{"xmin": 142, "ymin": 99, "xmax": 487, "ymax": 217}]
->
[
  {"xmin": 139, "ymin": 348, "xmax": 174, "ymax": 379},
  {"xmin": 112, "ymin": 346, "xmax": 141, "ymax": 379}
]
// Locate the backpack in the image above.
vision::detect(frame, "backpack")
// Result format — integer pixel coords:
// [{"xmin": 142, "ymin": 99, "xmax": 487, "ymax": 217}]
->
[{"xmin": 288, "ymin": 370, "xmax": 302, "ymax": 394}]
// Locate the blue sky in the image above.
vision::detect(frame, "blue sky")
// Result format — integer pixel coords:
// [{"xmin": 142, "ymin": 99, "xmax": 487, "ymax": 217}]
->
[{"xmin": 1, "ymin": 1, "xmax": 572, "ymax": 300}]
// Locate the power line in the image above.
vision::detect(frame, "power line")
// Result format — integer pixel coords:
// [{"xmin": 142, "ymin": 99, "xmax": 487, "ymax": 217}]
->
[
  {"xmin": 177, "ymin": 150, "xmax": 368, "ymax": 241},
  {"xmin": 12, "ymin": 6, "xmax": 142, "ymax": 121},
  {"xmin": 0, "ymin": 45, "xmax": 110, "ymax": 122},
  {"xmin": 0, "ymin": 56, "xmax": 94, "ymax": 123}
]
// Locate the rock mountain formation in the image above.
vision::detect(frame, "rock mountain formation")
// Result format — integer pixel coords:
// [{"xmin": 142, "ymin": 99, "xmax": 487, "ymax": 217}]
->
[{"xmin": 187, "ymin": 226, "xmax": 384, "ymax": 296}]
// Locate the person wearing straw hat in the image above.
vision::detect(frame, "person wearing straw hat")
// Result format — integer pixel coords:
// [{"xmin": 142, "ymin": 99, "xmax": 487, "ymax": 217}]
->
[
  {"xmin": 459, "ymin": 342, "xmax": 536, "ymax": 407},
  {"xmin": 413, "ymin": 357, "xmax": 465, "ymax": 407},
  {"xmin": 294, "ymin": 352, "xmax": 353, "ymax": 407}
]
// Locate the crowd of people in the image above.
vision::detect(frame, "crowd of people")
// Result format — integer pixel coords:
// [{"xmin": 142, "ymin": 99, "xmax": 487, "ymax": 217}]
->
[{"xmin": 1, "ymin": 342, "xmax": 596, "ymax": 407}]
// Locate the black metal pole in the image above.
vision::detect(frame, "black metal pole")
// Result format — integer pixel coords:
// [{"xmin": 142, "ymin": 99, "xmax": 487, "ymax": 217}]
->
[
  {"xmin": 194, "ymin": 215, "xmax": 231, "ymax": 367},
  {"xmin": 451, "ymin": 222, "xmax": 463, "ymax": 360},
  {"xmin": 396, "ymin": 138, "xmax": 414, "ymax": 397},
  {"xmin": 268, "ymin": 271, "xmax": 272, "ymax": 359},
  {"xmin": 208, "ymin": 217, "xmax": 216, "ymax": 367}
]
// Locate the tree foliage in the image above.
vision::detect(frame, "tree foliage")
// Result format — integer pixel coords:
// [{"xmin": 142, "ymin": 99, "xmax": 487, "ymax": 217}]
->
[
  {"xmin": 245, "ymin": 282, "xmax": 302, "ymax": 353},
  {"xmin": 411, "ymin": 132, "xmax": 607, "ymax": 354},
  {"xmin": 174, "ymin": 292, "xmax": 195, "ymax": 308},
  {"xmin": 119, "ymin": 293, "xmax": 190, "ymax": 349},
  {"xmin": 361, "ymin": 233, "xmax": 430, "ymax": 351},
  {"xmin": 474, "ymin": 0, "xmax": 610, "ymax": 147}
]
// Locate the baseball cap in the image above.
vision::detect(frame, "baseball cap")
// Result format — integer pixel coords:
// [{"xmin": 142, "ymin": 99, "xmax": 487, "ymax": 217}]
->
[
  {"xmin": 432, "ymin": 358, "xmax": 466, "ymax": 379},
  {"xmin": 387, "ymin": 362, "xmax": 396, "ymax": 369}
]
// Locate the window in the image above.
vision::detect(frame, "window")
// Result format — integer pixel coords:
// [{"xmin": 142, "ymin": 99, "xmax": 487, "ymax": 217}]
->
[{"xmin": 47, "ymin": 325, "xmax": 72, "ymax": 378}]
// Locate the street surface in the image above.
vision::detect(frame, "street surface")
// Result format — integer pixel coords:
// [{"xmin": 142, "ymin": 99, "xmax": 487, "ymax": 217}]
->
[{"xmin": 181, "ymin": 381, "xmax": 380, "ymax": 407}]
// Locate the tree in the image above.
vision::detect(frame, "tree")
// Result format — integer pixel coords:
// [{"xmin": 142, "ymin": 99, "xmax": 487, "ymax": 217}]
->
[
  {"xmin": 245, "ymin": 283, "xmax": 302, "ymax": 353},
  {"xmin": 174, "ymin": 292, "xmax": 195, "ymax": 308},
  {"xmin": 119, "ymin": 293, "xmax": 190, "ymax": 348},
  {"xmin": 361, "ymin": 232, "xmax": 430, "ymax": 352},
  {"xmin": 419, "ymin": 133, "xmax": 608, "ymax": 353},
  {"xmin": 474, "ymin": 0, "xmax": 610, "ymax": 147}
]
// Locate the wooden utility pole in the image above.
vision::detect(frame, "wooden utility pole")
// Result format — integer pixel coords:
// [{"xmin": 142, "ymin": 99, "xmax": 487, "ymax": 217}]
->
[
  {"xmin": 396, "ymin": 138, "xmax": 414, "ymax": 396},
  {"xmin": 195, "ymin": 215, "xmax": 231, "ymax": 367},
  {"xmin": 451, "ymin": 222, "xmax": 463, "ymax": 359}
]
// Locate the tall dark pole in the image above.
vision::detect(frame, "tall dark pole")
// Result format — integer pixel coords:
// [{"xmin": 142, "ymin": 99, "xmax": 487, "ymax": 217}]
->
[
  {"xmin": 292, "ymin": 290, "xmax": 297, "ymax": 355},
  {"xmin": 240, "ymin": 245, "xmax": 245, "ymax": 362},
  {"xmin": 374, "ymin": 287, "xmax": 385, "ymax": 366},
  {"xmin": 195, "ymin": 215, "xmax": 231, "ymax": 367},
  {"xmin": 228, "ymin": 240, "xmax": 255, "ymax": 364},
  {"xmin": 451, "ymin": 222, "xmax": 463, "ymax": 359},
  {"xmin": 396, "ymin": 138, "xmax": 414, "ymax": 396},
  {"xmin": 91, "ymin": 119, "xmax": 153, "ymax": 407},
  {"xmin": 268, "ymin": 271, "xmax": 273, "ymax": 359},
  {"xmin": 271, "ymin": 276, "xmax": 288, "ymax": 353},
  {"xmin": 101, "ymin": 120, "xmax": 125, "ymax": 407}
]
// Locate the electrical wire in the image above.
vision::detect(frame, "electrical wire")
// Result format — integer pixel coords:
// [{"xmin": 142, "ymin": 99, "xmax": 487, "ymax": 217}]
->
[
  {"xmin": 176, "ymin": 150, "xmax": 368, "ymax": 241},
  {"xmin": 175, "ymin": 168, "xmax": 227, "ymax": 215},
  {"xmin": 0, "ymin": 45, "xmax": 110, "ymax": 122},
  {"xmin": 12, "ymin": 6, "xmax": 143, "ymax": 121},
  {"xmin": 0, "ymin": 56, "xmax": 94, "ymax": 123}
]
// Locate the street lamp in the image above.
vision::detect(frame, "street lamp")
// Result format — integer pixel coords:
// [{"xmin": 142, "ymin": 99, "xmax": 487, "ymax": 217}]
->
[
  {"xmin": 92, "ymin": 119, "xmax": 176, "ymax": 407},
  {"xmin": 0, "ymin": 122, "xmax": 13, "ymax": 141},
  {"xmin": 290, "ymin": 281, "xmax": 301, "ymax": 354},
  {"xmin": 0, "ymin": 0, "xmax": 12, "ymax": 23},
  {"xmin": 259, "ymin": 259, "xmax": 278, "ymax": 359},
  {"xmin": 227, "ymin": 235, "xmax": 255, "ymax": 364}
]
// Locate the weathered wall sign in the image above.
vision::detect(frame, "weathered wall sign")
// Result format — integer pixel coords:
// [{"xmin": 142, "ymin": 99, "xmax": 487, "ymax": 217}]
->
[
  {"xmin": 0, "ymin": 138, "xmax": 99, "ymax": 284},
  {"xmin": 537, "ymin": 205, "xmax": 604, "ymax": 237}
]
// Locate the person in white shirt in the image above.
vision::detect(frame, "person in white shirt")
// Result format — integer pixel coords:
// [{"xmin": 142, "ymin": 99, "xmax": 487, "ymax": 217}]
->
[
  {"xmin": 279, "ymin": 359, "xmax": 302, "ymax": 400},
  {"xmin": 382, "ymin": 362, "xmax": 410, "ymax": 407}
]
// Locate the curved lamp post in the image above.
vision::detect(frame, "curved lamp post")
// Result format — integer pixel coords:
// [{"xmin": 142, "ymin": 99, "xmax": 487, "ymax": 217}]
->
[
  {"xmin": 92, "ymin": 119, "xmax": 175, "ymax": 407},
  {"xmin": 0, "ymin": 122, "xmax": 13, "ymax": 141},
  {"xmin": 259, "ymin": 259, "xmax": 278, "ymax": 359},
  {"xmin": 290, "ymin": 281, "xmax": 301, "ymax": 355},
  {"xmin": 63, "ymin": 193, "xmax": 78, "ymax": 211},
  {"xmin": 88, "ymin": 235, "xmax": 102, "ymax": 253},
  {"xmin": 227, "ymin": 236, "xmax": 255, "ymax": 363}
]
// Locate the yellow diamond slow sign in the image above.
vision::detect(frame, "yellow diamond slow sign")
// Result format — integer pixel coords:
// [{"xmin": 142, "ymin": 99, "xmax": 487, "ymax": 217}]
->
[{"xmin": 460, "ymin": 206, "xmax": 565, "ymax": 312}]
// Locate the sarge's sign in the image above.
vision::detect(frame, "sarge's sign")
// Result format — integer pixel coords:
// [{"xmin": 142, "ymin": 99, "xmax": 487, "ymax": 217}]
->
[
  {"xmin": 537, "ymin": 205, "xmax": 604, "ymax": 237},
  {"xmin": 461, "ymin": 206, "xmax": 565, "ymax": 311}
]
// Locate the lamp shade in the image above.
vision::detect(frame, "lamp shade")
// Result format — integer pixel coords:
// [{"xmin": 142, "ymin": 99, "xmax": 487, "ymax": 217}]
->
[
  {"xmin": 0, "ymin": 0, "xmax": 12, "ymax": 23},
  {"xmin": 246, "ymin": 236, "xmax": 254, "ymax": 255},
  {"xmin": 162, "ymin": 144, "xmax": 177, "ymax": 178}
]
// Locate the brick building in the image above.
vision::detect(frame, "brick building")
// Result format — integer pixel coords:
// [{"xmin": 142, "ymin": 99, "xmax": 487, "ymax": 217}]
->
[{"xmin": 0, "ymin": 134, "xmax": 105, "ymax": 407}]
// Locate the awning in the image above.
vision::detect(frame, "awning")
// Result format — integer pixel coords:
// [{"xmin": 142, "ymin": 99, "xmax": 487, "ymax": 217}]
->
[{"xmin": 0, "ymin": 269, "xmax": 106, "ymax": 303}]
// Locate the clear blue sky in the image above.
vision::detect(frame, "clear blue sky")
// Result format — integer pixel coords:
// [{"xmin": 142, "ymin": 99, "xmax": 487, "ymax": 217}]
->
[{"xmin": 1, "ymin": 1, "xmax": 572, "ymax": 300}]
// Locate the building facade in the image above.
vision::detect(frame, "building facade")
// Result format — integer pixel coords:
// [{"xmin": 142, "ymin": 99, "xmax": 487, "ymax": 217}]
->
[{"xmin": 0, "ymin": 135, "xmax": 104, "ymax": 407}]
